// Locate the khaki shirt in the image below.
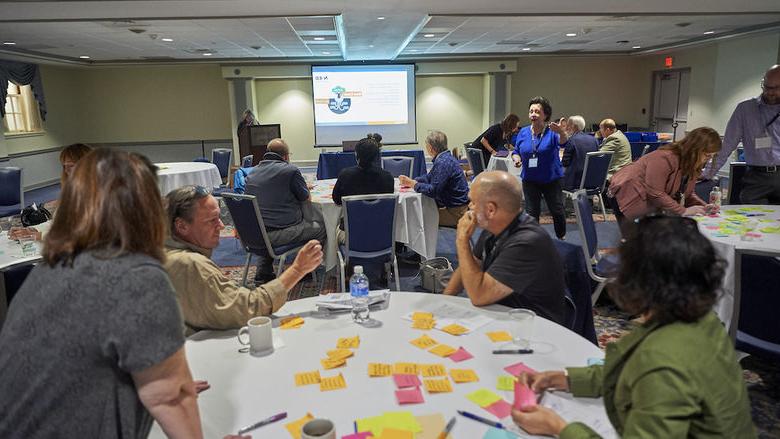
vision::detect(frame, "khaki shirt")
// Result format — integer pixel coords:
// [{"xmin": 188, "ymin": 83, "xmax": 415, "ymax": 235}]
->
[
  {"xmin": 599, "ymin": 130, "xmax": 633, "ymax": 179},
  {"xmin": 163, "ymin": 237, "xmax": 288, "ymax": 334}
]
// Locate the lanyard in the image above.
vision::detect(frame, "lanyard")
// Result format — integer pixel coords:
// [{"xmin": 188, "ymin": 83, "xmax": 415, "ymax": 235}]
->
[
  {"xmin": 767, "ymin": 111, "xmax": 780, "ymax": 128},
  {"xmin": 530, "ymin": 126, "xmax": 547, "ymax": 155}
]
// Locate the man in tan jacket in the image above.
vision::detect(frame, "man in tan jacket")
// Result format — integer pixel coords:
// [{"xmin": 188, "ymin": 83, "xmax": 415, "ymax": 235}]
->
[
  {"xmin": 163, "ymin": 185, "xmax": 323, "ymax": 333},
  {"xmin": 598, "ymin": 118, "xmax": 633, "ymax": 180}
]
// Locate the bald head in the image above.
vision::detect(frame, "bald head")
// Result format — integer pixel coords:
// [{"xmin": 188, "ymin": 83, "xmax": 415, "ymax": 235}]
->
[
  {"xmin": 472, "ymin": 171, "xmax": 524, "ymax": 214},
  {"xmin": 762, "ymin": 65, "xmax": 780, "ymax": 105},
  {"xmin": 267, "ymin": 138, "xmax": 289, "ymax": 156}
]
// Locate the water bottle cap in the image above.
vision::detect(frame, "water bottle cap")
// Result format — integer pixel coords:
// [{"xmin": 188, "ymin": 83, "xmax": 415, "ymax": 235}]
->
[
  {"xmin": 354, "ymin": 265, "xmax": 363, "ymax": 274},
  {"xmin": 713, "ymin": 186, "xmax": 719, "ymax": 190}
]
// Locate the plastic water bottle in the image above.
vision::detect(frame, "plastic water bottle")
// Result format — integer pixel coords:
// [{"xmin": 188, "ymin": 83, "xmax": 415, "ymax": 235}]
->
[
  {"xmin": 709, "ymin": 186, "xmax": 722, "ymax": 208},
  {"xmin": 350, "ymin": 266, "xmax": 370, "ymax": 323}
]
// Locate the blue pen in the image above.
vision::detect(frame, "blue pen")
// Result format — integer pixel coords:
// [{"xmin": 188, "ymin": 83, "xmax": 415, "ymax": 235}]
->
[{"xmin": 457, "ymin": 410, "xmax": 504, "ymax": 429}]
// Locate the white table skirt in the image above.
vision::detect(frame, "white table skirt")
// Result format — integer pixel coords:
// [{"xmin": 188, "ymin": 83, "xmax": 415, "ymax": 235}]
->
[
  {"xmin": 309, "ymin": 179, "xmax": 439, "ymax": 271},
  {"xmin": 697, "ymin": 205, "xmax": 780, "ymax": 331},
  {"xmin": 156, "ymin": 162, "xmax": 223, "ymax": 196},
  {"xmin": 148, "ymin": 293, "xmax": 608, "ymax": 439}
]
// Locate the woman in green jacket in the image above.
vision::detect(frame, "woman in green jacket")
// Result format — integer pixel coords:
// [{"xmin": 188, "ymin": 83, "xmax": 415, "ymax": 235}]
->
[{"xmin": 512, "ymin": 216, "xmax": 756, "ymax": 438}]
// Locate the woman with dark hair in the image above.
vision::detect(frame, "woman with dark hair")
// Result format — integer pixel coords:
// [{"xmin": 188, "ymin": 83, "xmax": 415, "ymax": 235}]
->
[
  {"xmin": 0, "ymin": 149, "xmax": 204, "ymax": 438},
  {"xmin": 511, "ymin": 96, "xmax": 569, "ymax": 239},
  {"xmin": 511, "ymin": 216, "xmax": 755, "ymax": 438},
  {"xmin": 473, "ymin": 113, "xmax": 521, "ymax": 165}
]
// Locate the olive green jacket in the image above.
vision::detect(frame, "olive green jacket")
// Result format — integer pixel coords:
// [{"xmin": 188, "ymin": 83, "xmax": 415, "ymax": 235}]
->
[
  {"xmin": 560, "ymin": 312, "xmax": 756, "ymax": 439},
  {"xmin": 598, "ymin": 130, "xmax": 632, "ymax": 179}
]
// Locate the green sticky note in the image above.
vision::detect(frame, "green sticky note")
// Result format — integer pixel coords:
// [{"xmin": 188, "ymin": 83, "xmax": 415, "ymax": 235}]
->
[
  {"xmin": 724, "ymin": 209, "xmax": 741, "ymax": 215},
  {"xmin": 496, "ymin": 375, "xmax": 517, "ymax": 391},
  {"xmin": 466, "ymin": 388, "xmax": 503, "ymax": 407},
  {"xmin": 760, "ymin": 227, "xmax": 780, "ymax": 234},
  {"xmin": 381, "ymin": 411, "xmax": 422, "ymax": 433},
  {"xmin": 760, "ymin": 209, "xmax": 775, "ymax": 213},
  {"xmin": 356, "ymin": 415, "xmax": 386, "ymax": 437}
]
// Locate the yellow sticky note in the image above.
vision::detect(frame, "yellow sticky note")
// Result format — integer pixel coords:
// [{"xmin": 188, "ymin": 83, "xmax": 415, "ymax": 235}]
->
[
  {"xmin": 450, "ymin": 368, "xmax": 479, "ymax": 383},
  {"xmin": 326, "ymin": 348, "xmax": 354, "ymax": 361},
  {"xmin": 379, "ymin": 428, "xmax": 414, "ymax": 439},
  {"xmin": 412, "ymin": 311, "xmax": 434, "ymax": 321},
  {"xmin": 412, "ymin": 318, "xmax": 436, "ymax": 330},
  {"xmin": 497, "ymin": 375, "xmax": 518, "ymax": 391},
  {"xmin": 280, "ymin": 316, "xmax": 304, "ymax": 329},
  {"xmin": 321, "ymin": 357, "xmax": 347, "ymax": 370},
  {"xmin": 382, "ymin": 411, "xmax": 422, "ymax": 432},
  {"xmin": 294, "ymin": 370, "xmax": 321, "ymax": 386},
  {"xmin": 466, "ymin": 388, "xmax": 502, "ymax": 407},
  {"xmin": 319, "ymin": 373, "xmax": 347, "ymax": 391},
  {"xmin": 419, "ymin": 363, "xmax": 447, "ymax": 377},
  {"xmin": 441, "ymin": 323, "xmax": 469, "ymax": 335},
  {"xmin": 337, "ymin": 336, "xmax": 360, "ymax": 349},
  {"xmin": 486, "ymin": 331, "xmax": 513, "ymax": 342},
  {"xmin": 285, "ymin": 412, "xmax": 314, "ymax": 439},
  {"xmin": 428, "ymin": 344, "xmax": 457, "ymax": 357},
  {"xmin": 368, "ymin": 363, "xmax": 393, "ymax": 377},
  {"xmin": 393, "ymin": 362, "xmax": 419, "ymax": 375},
  {"xmin": 423, "ymin": 378, "xmax": 453, "ymax": 393},
  {"xmin": 410, "ymin": 334, "xmax": 439, "ymax": 349}
]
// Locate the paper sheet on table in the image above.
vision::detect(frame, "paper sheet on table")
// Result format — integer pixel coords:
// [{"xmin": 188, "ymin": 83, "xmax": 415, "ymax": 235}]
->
[
  {"xmin": 316, "ymin": 290, "xmax": 390, "ymax": 310},
  {"xmin": 541, "ymin": 392, "xmax": 618, "ymax": 439},
  {"xmin": 401, "ymin": 302, "xmax": 494, "ymax": 331},
  {"xmin": 415, "ymin": 414, "xmax": 449, "ymax": 439}
]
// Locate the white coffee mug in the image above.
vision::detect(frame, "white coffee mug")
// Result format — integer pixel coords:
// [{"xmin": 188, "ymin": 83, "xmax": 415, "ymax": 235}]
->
[
  {"xmin": 301, "ymin": 419, "xmax": 336, "ymax": 439},
  {"xmin": 237, "ymin": 316, "xmax": 273, "ymax": 356}
]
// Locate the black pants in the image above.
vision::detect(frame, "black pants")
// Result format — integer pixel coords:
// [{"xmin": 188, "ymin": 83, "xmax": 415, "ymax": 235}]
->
[
  {"xmin": 523, "ymin": 179, "xmax": 566, "ymax": 239},
  {"xmin": 606, "ymin": 194, "xmax": 636, "ymax": 238},
  {"xmin": 740, "ymin": 169, "xmax": 780, "ymax": 205}
]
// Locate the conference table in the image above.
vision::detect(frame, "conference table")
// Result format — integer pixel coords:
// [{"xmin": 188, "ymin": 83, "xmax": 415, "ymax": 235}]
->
[
  {"xmin": 156, "ymin": 162, "xmax": 223, "ymax": 196},
  {"xmin": 148, "ymin": 293, "xmax": 613, "ymax": 439},
  {"xmin": 696, "ymin": 205, "xmax": 780, "ymax": 332},
  {"xmin": 316, "ymin": 150, "xmax": 428, "ymax": 180},
  {"xmin": 309, "ymin": 179, "xmax": 439, "ymax": 272},
  {"xmin": 0, "ymin": 230, "xmax": 42, "ymax": 323}
]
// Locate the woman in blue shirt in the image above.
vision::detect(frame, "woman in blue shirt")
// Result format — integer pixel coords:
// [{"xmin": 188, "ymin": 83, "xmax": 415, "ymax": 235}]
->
[{"xmin": 511, "ymin": 96, "xmax": 569, "ymax": 239}]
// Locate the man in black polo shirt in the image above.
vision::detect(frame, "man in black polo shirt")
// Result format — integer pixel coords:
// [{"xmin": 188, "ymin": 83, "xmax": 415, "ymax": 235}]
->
[{"xmin": 443, "ymin": 170, "xmax": 566, "ymax": 324}]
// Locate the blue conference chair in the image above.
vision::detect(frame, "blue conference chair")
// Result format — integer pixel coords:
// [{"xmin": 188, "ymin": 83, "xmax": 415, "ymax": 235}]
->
[
  {"xmin": 221, "ymin": 193, "xmax": 310, "ymax": 287},
  {"xmin": 641, "ymin": 143, "xmax": 662, "ymax": 157},
  {"xmin": 563, "ymin": 151, "xmax": 613, "ymax": 221},
  {"xmin": 629, "ymin": 143, "xmax": 646, "ymax": 161},
  {"xmin": 211, "ymin": 148, "xmax": 233, "ymax": 181},
  {"xmin": 381, "ymin": 156, "xmax": 414, "ymax": 178},
  {"xmin": 728, "ymin": 162, "xmax": 747, "ymax": 205},
  {"xmin": 732, "ymin": 249, "xmax": 780, "ymax": 361},
  {"xmin": 241, "ymin": 154, "xmax": 254, "ymax": 168},
  {"xmin": 466, "ymin": 148, "xmax": 486, "ymax": 178},
  {"xmin": 572, "ymin": 190, "xmax": 619, "ymax": 304},
  {"xmin": 563, "ymin": 288, "xmax": 577, "ymax": 331},
  {"xmin": 2, "ymin": 261, "xmax": 36, "ymax": 311},
  {"xmin": 338, "ymin": 194, "xmax": 400, "ymax": 292},
  {"xmin": 0, "ymin": 167, "xmax": 24, "ymax": 218}
]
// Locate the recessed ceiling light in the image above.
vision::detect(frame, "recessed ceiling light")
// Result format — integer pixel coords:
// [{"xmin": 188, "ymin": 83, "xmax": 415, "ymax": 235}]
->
[
  {"xmin": 202, "ymin": 52, "xmax": 213, "ymax": 56},
  {"xmin": 565, "ymin": 33, "xmax": 577, "ymax": 37},
  {"xmin": 3, "ymin": 41, "xmax": 16, "ymax": 45},
  {"xmin": 322, "ymin": 51, "xmax": 331, "ymax": 55},
  {"xmin": 522, "ymin": 47, "xmax": 531, "ymax": 51},
  {"xmin": 424, "ymin": 33, "xmax": 435, "ymax": 38},
  {"xmin": 79, "ymin": 55, "xmax": 90, "ymax": 59},
  {"xmin": 703, "ymin": 30, "xmax": 715, "ymax": 35},
  {"xmin": 632, "ymin": 46, "xmax": 641, "ymax": 49},
  {"xmin": 161, "ymin": 38, "xmax": 173, "ymax": 42},
  {"xmin": 377, "ymin": 16, "xmax": 385, "ymax": 20},
  {"xmin": 369, "ymin": 45, "xmax": 374, "ymax": 48},
  {"xmin": 313, "ymin": 37, "xmax": 325, "ymax": 41}
]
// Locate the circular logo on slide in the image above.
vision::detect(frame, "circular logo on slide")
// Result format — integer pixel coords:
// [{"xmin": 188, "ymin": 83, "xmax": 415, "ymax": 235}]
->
[{"xmin": 328, "ymin": 85, "xmax": 351, "ymax": 114}]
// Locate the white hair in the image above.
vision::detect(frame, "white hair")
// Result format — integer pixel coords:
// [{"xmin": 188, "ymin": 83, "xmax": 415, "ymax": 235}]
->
[{"xmin": 569, "ymin": 115, "xmax": 586, "ymax": 132}]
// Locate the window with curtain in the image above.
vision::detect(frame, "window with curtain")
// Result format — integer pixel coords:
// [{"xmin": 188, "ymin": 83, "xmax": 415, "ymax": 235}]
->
[{"xmin": 3, "ymin": 82, "xmax": 43, "ymax": 134}]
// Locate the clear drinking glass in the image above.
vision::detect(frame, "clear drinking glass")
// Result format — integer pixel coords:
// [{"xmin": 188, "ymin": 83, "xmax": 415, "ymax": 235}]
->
[
  {"xmin": 19, "ymin": 235, "xmax": 38, "ymax": 257},
  {"xmin": 508, "ymin": 308, "xmax": 536, "ymax": 349}
]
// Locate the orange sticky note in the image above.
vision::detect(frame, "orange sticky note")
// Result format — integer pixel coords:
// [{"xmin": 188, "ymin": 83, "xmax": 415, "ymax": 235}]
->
[
  {"xmin": 321, "ymin": 357, "xmax": 347, "ymax": 370},
  {"xmin": 393, "ymin": 362, "xmax": 419, "ymax": 375},
  {"xmin": 326, "ymin": 348, "xmax": 354, "ymax": 361},
  {"xmin": 486, "ymin": 331, "xmax": 513, "ymax": 342},
  {"xmin": 419, "ymin": 363, "xmax": 447, "ymax": 377},
  {"xmin": 423, "ymin": 378, "xmax": 453, "ymax": 393},
  {"xmin": 294, "ymin": 370, "xmax": 321, "ymax": 386},
  {"xmin": 280, "ymin": 316, "xmax": 304, "ymax": 329},
  {"xmin": 379, "ymin": 428, "xmax": 414, "ymax": 439},
  {"xmin": 320, "ymin": 373, "xmax": 347, "ymax": 391},
  {"xmin": 368, "ymin": 363, "xmax": 393, "ymax": 377},
  {"xmin": 450, "ymin": 368, "xmax": 479, "ymax": 383},
  {"xmin": 337, "ymin": 336, "xmax": 360, "ymax": 348},
  {"xmin": 412, "ymin": 318, "xmax": 436, "ymax": 330},
  {"xmin": 410, "ymin": 334, "xmax": 439, "ymax": 349},
  {"xmin": 441, "ymin": 323, "xmax": 469, "ymax": 335},
  {"xmin": 285, "ymin": 412, "xmax": 314, "ymax": 439},
  {"xmin": 429, "ymin": 344, "xmax": 457, "ymax": 357}
]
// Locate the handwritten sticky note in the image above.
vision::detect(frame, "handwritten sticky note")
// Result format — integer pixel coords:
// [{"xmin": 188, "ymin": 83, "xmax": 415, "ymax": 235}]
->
[
  {"xmin": 504, "ymin": 362, "xmax": 537, "ymax": 377},
  {"xmin": 285, "ymin": 412, "xmax": 314, "ymax": 439},
  {"xmin": 423, "ymin": 378, "xmax": 453, "ymax": 393},
  {"xmin": 486, "ymin": 331, "xmax": 512, "ymax": 342},
  {"xmin": 395, "ymin": 387, "xmax": 425, "ymax": 405},
  {"xmin": 467, "ymin": 389, "xmax": 502, "ymax": 407},
  {"xmin": 441, "ymin": 323, "xmax": 469, "ymax": 335},
  {"xmin": 294, "ymin": 370, "xmax": 321, "ymax": 386},
  {"xmin": 496, "ymin": 375, "xmax": 517, "ymax": 391},
  {"xmin": 393, "ymin": 374, "xmax": 422, "ymax": 389},
  {"xmin": 320, "ymin": 373, "xmax": 347, "ymax": 391},
  {"xmin": 419, "ymin": 363, "xmax": 447, "ymax": 377},
  {"xmin": 394, "ymin": 363, "xmax": 419, "ymax": 375},
  {"xmin": 429, "ymin": 344, "xmax": 457, "ymax": 357},
  {"xmin": 484, "ymin": 399, "xmax": 513, "ymax": 419},
  {"xmin": 449, "ymin": 346, "xmax": 474, "ymax": 362},
  {"xmin": 327, "ymin": 348, "xmax": 354, "ymax": 361},
  {"xmin": 450, "ymin": 369, "xmax": 479, "ymax": 383},
  {"xmin": 412, "ymin": 319, "xmax": 436, "ymax": 330},
  {"xmin": 379, "ymin": 428, "xmax": 414, "ymax": 439},
  {"xmin": 513, "ymin": 381, "xmax": 537, "ymax": 409},
  {"xmin": 337, "ymin": 336, "xmax": 360, "ymax": 348},
  {"xmin": 368, "ymin": 363, "xmax": 393, "ymax": 377},
  {"xmin": 321, "ymin": 357, "xmax": 347, "ymax": 370},
  {"xmin": 280, "ymin": 316, "xmax": 304, "ymax": 329},
  {"xmin": 410, "ymin": 334, "xmax": 439, "ymax": 349},
  {"xmin": 412, "ymin": 311, "xmax": 434, "ymax": 320},
  {"xmin": 342, "ymin": 432, "xmax": 374, "ymax": 439}
]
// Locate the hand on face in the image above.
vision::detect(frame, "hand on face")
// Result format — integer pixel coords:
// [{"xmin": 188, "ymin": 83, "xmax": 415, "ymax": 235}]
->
[{"xmin": 456, "ymin": 210, "xmax": 478, "ymax": 242}]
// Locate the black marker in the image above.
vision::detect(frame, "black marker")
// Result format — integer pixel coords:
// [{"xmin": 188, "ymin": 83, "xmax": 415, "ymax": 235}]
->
[{"xmin": 493, "ymin": 349, "xmax": 534, "ymax": 354}]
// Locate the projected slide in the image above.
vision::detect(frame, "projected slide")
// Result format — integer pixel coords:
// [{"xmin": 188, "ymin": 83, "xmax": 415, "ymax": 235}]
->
[{"xmin": 312, "ymin": 64, "xmax": 417, "ymax": 146}]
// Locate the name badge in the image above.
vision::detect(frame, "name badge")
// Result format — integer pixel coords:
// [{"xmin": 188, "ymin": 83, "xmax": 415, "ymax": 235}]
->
[
  {"xmin": 755, "ymin": 134, "xmax": 771, "ymax": 149},
  {"xmin": 528, "ymin": 157, "xmax": 539, "ymax": 168}
]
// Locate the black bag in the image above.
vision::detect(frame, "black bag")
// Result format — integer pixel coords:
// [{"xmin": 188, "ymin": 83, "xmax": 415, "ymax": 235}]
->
[{"xmin": 21, "ymin": 203, "xmax": 52, "ymax": 227}]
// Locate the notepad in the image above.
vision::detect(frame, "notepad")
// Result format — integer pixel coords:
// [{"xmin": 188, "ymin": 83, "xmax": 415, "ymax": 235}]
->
[
  {"xmin": 320, "ymin": 357, "xmax": 347, "ymax": 370},
  {"xmin": 319, "ymin": 373, "xmax": 346, "ymax": 391},
  {"xmin": 514, "ymin": 381, "xmax": 537, "ymax": 409},
  {"xmin": 394, "ymin": 362, "xmax": 419, "ymax": 375},
  {"xmin": 419, "ymin": 363, "xmax": 447, "ymax": 377},
  {"xmin": 285, "ymin": 412, "xmax": 314, "ymax": 439},
  {"xmin": 326, "ymin": 348, "xmax": 354, "ymax": 361},
  {"xmin": 450, "ymin": 368, "xmax": 479, "ymax": 383},
  {"xmin": 393, "ymin": 374, "xmax": 422, "ymax": 389},
  {"xmin": 423, "ymin": 378, "xmax": 453, "ymax": 393},
  {"xmin": 337, "ymin": 336, "xmax": 361, "ymax": 348},
  {"xmin": 486, "ymin": 331, "xmax": 512, "ymax": 342},
  {"xmin": 467, "ymin": 389, "xmax": 502, "ymax": 407},
  {"xmin": 294, "ymin": 370, "xmax": 320, "ymax": 386},
  {"xmin": 395, "ymin": 387, "xmax": 425, "ymax": 405},
  {"xmin": 368, "ymin": 363, "xmax": 393, "ymax": 377},
  {"xmin": 441, "ymin": 323, "xmax": 469, "ymax": 335}
]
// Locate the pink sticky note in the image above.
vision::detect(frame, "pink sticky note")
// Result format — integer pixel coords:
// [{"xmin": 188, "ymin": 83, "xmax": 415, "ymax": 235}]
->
[
  {"xmin": 704, "ymin": 225, "xmax": 720, "ymax": 230},
  {"xmin": 342, "ymin": 433, "xmax": 373, "ymax": 439},
  {"xmin": 395, "ymin": 387, "xmax": 425, "ymax": 405},
  {"xmin": 513, "ymin": 381, "xmax": 537, "ymax": 410},
  {"xmin": 504, "ymin": 362, "xmax": 537, "ymax": 377},
  {"xmin": 449, "ymin": 346, "xmax": 474, "ymax": 362},
  {"xmin": 484, "ymin": 399, "xmax": 513, "ymax": 419},
  {"xmin": 393, "ymin": 374, "xmax": 422, "ymax": 389}
]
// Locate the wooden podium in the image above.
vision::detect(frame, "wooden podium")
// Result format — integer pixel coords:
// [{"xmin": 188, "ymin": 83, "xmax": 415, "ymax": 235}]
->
[{"xmin": 238, "ymin": 124, "xmax": 281, "ymax": 166}]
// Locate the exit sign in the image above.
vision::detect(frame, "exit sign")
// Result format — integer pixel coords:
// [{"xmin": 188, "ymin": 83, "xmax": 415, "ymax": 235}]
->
[{"xmin": 665, "ymin": 56, "xmax": 674, "ymax": 68}]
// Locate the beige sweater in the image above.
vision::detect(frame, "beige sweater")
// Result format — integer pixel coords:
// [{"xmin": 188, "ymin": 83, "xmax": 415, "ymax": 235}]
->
[{"xmin": 163, "ymin": 237, "xmax": 287, "ymax": 334}]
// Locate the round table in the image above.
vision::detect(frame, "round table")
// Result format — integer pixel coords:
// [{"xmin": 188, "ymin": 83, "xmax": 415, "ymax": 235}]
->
[
  {"xmin": 148, "ymin": 293, "xmax": 608, "ymax": 439},
  {"xmin": 155, "ymin": 162, "xmax": 223, "ymax": 196},
  {"xmin": 696, "ymin": 205, "xmax": 780, "ymax": 331}
]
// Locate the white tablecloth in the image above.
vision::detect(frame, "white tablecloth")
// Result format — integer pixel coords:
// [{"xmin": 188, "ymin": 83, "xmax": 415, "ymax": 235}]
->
[
  {"xmin": 156, "ymin": 162, "xmax": 222, "ymax": 196},
  {"xmin": 697, "ymin": 205, "xmax": 780, "ymax": 331},
  {"xmin": 309, "ymin": 179, "xmax": 440, "ymax": 271},
  {"xmin": 0, "ymin": 232, "xmax": 42, "ymax": 323},
  {"xmin": 487, "ymin": 155, "xmax": 518, "ymax": 174},
  {"xmin": 148, "ymin": 293, "xmax": 608, "ymax": 439}
]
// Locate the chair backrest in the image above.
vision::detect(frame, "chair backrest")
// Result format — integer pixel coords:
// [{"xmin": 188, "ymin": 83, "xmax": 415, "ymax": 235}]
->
[
  {"xmin": 241, "ymin": 154, "xmax": 254, "ymax": 168},
  {"xmin": 193, "ymin": 157, "xmax": 210, "ymax": 163},
  {"xmin": 579, "ymin": 151, "xmax": 614, "ymax": 192},
  {"xmin": 466, "ymin": 148, "xmax": 486, "ymax": 176},
  {"xmin": 211, "ymin": 148, "xmax": 233, "ymax": 179},
  {"xmin": 343, "ymin": 194, "xmax": 398, "ymax": 259},
  {"xmin": 572, "ymin": 190, "xmax": 599, "ymax": 261},
  {"xmin": 0, "ymin": 167, "xmax": 23, "ymax": 208},
  {"xmin": 220, "ymin": 192, "xmax": 276, "ymax": 256},
  {"xmin": 381, "ymin": 156, "xmax": 414, "ymax": 178},
  {"xmin": 733, "ymin": 249, "xmax": 780, "ymax": 360},
  {"xmin": 629, "ymin": 143, "xmax": 645, "ymax": 161},
  {"xmin": 728, "ymin": 162, "xmax": 747, "ymax": 205},
  {"xmin": 641, "ymin": 143, "xmax": 661, "ymax": 157},
  {"xmin": 624, "ymin": 132, "xmax": 642, "ymax": 142},
  {"xmin": 563, "ymin": 288, "xmax": 577, "ymax": 331}
]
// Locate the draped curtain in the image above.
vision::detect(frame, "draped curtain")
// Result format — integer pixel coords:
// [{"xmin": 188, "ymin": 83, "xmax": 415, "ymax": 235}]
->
[{"xmin": 0, "ymin": 60, "xmax": 47, "ymax": 121}]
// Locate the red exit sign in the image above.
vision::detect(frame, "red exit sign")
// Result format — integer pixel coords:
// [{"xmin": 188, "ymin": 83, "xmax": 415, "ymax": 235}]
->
[{"xmin": 665, "ymin": 56, "xmax": 674, "ymax": 68}]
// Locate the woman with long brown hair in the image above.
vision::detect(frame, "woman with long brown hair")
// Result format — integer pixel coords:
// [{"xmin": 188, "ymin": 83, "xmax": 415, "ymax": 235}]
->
[{"xmin": 472, "ymin": 113, "xmax": 521, "ymax": 165}]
